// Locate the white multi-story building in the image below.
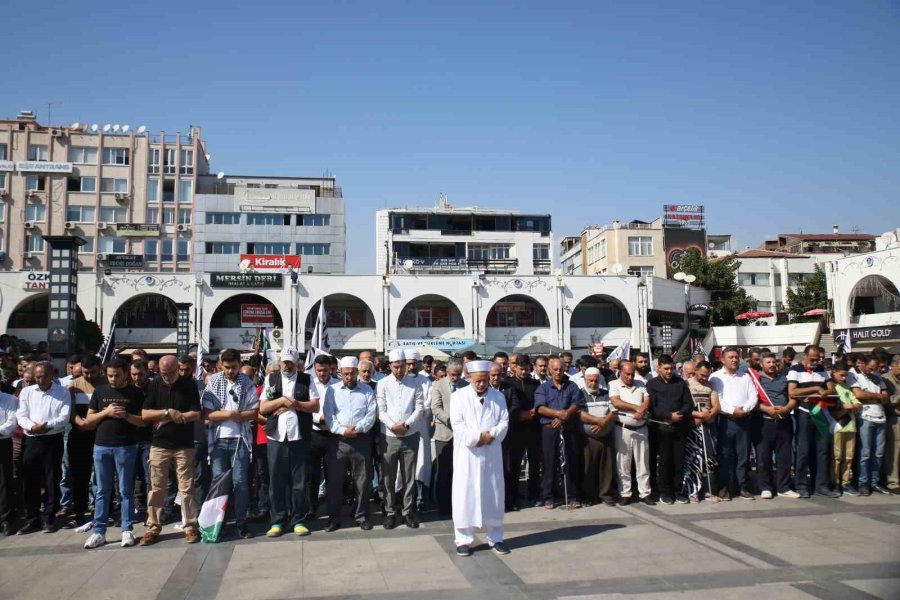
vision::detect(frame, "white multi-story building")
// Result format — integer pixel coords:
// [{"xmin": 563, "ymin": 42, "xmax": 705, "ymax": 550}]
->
[{"xmin": 375, "ymin": 197, "xmax": 553, "ymax": 276}]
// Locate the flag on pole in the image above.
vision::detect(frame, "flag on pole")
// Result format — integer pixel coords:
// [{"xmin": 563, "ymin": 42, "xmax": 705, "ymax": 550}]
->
[
  {"xmin": 606, "ymin": 339, "xmax": 631, "ymax": 362},
  {"xmin": 303, "ymin": 299, "xmax": 330, "ymax": 372},
  {"xmin": 692, "ymin": 337, "xmax": 707, "ymax": 361},
  {"xmin": 98, "ymin": 322, "xmax": 117, "ymax": 364},
  {"xmin": 746, "ymin": 366, "xmax": 774, "ymax": 408},
  {"xmin": 839, "ymin": 329, "xmax": 852, "ymax": 355},
  {"xmin": 196, "ymin": 336, "xmax": 209, "ymax": 384},
  {"xmin": 198, "ymin": 468, "xmax": 232, "ymax": 543},
  {"xmin": 257, "ymin": 328, "xmax": 270, "ymax": 382}
]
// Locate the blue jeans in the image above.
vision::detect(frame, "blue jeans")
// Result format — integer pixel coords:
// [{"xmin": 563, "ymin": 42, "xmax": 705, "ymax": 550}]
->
[
  {"xmin": 210, "ymin": 438, "xmax": 250, "ymax": 526},
  {"xmin": 858, "ymin": 420, "xmax": 886, "ymax": 487},
  {"xmin": 716, "ymin": 417, "xmax": 749, "ymax": 493},
  {"xmin": 93, "ymin": 445, "xmax": 137, "ymax": 534}
]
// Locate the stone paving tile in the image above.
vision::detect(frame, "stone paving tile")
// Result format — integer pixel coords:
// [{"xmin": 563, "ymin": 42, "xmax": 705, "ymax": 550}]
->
[
  {"xmin": 841, "ymin": 577, "xmax": 900, "ymax": 600},
  {"xmin": 557, "ymin": 582, "xmax": 818, "ymax": 599},
  {"xmin": 73, "ymin": 546, "xmax": 185, "ymax": 600},
  {"xmin": 216, "ymin": 541, "xmax": 302, "ymax": 600},
  {"xmin": 496, "ymin": 522, "xmax": 747, "ymax": 585},
  {"xmin": 0, "ymin": 550, "xmax": 111, "ymax": 600}
]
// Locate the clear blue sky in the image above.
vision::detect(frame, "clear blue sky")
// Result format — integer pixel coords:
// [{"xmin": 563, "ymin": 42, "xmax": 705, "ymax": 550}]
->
[{"xmin": 3, "ymin": 1, "xmax": 898, "ymax": 272}]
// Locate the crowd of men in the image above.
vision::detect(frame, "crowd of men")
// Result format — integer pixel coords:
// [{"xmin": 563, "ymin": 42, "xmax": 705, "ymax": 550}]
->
[{"xmin": 0, "ymin": 335, "xmax": 898, "ymax": 558}]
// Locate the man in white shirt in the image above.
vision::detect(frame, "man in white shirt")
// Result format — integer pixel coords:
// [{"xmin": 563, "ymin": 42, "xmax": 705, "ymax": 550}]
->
[
  {"xmin": 405, "ymin": 350, "xmax": 433, "ymax": 512},
  {"xmin": 308, "ymin": 354, "xmax": 338, "ymax": 518},
  {"xmin": 0, "ymin": 388, "xmax": 18, "ymax": 535},
  {"xmin": 376, "ymin": 349, "xmax": 424, "ymax": 529},
  {"xmin": 16, "ymin": 361, "xmax": 71, "ymax": 534},
  {"xmin": 710, "ymin": 346, "xmax": 758, "ymax": 501},
  {"xmin": 850, "ymin": 356, "xmax": 890, "ymax": 496},
  {"xmin": 610, "ymin": 361, "xmax": 655, "ymax": 505},
  {"xmin": 259, "ymin": 347, "xmax": 319, "ymax": 537}
]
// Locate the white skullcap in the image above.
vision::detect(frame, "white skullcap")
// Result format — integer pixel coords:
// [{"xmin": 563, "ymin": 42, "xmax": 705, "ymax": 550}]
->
[
  {"xmin": 467, "ymin": 360, "xmax": 492, "ymax": 374},
  {"xmin": 584, "ymin": 367, "xmax": 601, "ymax": 377},
  {"xmin": 280, "ymin": 346, "xmax": 299, "ymax": 363},
  {"xmin": 388, "ymin": 349, "xmax": 406, "ymax": 363},
  {"xmin": 339, "ymin": 356, "xmax": 359, "ymax": 369},
  {"xmin": 406, "ymin": 349, "xmax": 420, "ymax": 360}
]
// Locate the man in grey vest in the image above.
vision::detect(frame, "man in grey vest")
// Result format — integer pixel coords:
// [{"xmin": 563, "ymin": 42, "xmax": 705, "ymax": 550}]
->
[{"xmin": 431, "ymin": 358, "xmax": 468, "ymax": 515}]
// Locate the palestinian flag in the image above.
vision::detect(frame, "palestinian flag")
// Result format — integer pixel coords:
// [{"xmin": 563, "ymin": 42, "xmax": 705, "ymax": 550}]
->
[
  {"xmin": 198, "ymin": 469, "xmax": 232, "ymax": 544},
  {"xmin": 810, "ymin": 400, "xmax": 842, "ymax": 437}
]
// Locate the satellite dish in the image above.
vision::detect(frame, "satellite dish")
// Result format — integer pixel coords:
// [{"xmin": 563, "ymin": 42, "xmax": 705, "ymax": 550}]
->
[
  {"xmin": 102, "ymin": 124, "xmax": 111, "ymax": 133},
  {"xmin": 216, "ymin": 172, "xmax": 225, "ymax": 179},
  {"xmin": 90, "ymin": 124, "xmax": 99, "ymax": 132},
  {"xmin": 137, "ymin": 125, "xmax": 147, "ymax": 134},
  {"xmin": 205, "ymin": 153, "xmax": 211, "ymax": 161},
  {"xmin": 684, "ymin": 274, "xmax": 697, "ymax": 284},
  {"xmin": 112, "ymin": 124, "xmax": 120, "ymax": 133},
  {"xmin": 121, "ymin": 125, "xmax": 130, "ymax": 133},
  {"xmin": 70, "ymin": 122, "xmax": 80, "ymax": 131},
  {"xmin": 238, "ymin": 259, "xmax": 251, "ymax": 271},
  {"xmin": 81, "ymin": 123, "xmax": 89, "ymax": 132},
  {"xmin": 403, "ymin": 259, "xmax": 414, "ymax": 270},
  {"xmin": 673, "ymin": 272, "xmax": 686, "ymax": 281},
  {"xmin": 611, "ymin": 263, "xmax": 623, "ymax": 275}
]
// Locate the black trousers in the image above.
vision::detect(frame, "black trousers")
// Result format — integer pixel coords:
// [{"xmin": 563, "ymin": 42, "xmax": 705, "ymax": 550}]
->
[
  {"xmin": 250, "ymin": 443, "xmax": 270, "ymax": 513},
  {"xmin": 0, "ymin": 438, "xmax": 13, "ymax": 524},
  {"xmin": 650, "ymin": 423, "xmax": 687, "ymax": 498},
  {"xmin": 508, "ymin": 429, "xmax": 542, "ymax": 504},
  {"xmin": 325, "ymin": 434, "xmax": 372, "ymax": 521},
  {"xmin": 268, "ymin": 438, "xmax": 310, "ymax": 527},
  {"xmin": 22, "ymin": 434, "xmax": 64, "ymax": 523},
  {"xmin": 434, "ymin": 439, "xmax": 454, "ymax": 514},
  {"xmin": 580, "ymin": 434, "xmax": 615, "ymax": 502},
  {"xmin": 794, "ymin": 410, "xmax": 831, "ymax": 492},
  {"xmin": 67, "ymin": 429, "xmax": 95, "ymax": 523},
  {"xmin": 753, "ymin": 416, "xmax": 794, "ymax": 493},
  {"xmin": 540, "ymin": 427, "xmax": 577, "ymax": 502},
  {"xmin": 308, "ymin": 430, "xmax": 332, "ymax": 513}
]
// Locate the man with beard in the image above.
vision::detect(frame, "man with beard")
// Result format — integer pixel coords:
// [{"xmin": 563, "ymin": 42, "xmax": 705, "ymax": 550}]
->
[
  {"xmin": 505, "ymin": 355, "xmax": 542, "ymax": 508},
  {"xmin": 65, "ymin": 356, "xmax": 104, "ymax": 529},
  {"xmin": 431, "ymin": 358, "xmax": 467, "ymax": 515}
]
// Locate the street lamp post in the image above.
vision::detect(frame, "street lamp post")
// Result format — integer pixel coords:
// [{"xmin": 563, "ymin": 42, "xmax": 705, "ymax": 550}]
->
[{"xmin": 674, "ymin": 272, "xmax": 697, "ymax": 354}]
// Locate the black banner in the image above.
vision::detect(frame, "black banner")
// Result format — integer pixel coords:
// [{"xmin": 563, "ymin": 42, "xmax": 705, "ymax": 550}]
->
[
  {"xmin": 210, "ymin": 272, "xmax": 283, "ymax": 289},
  {"xmin": 664, "ymin": 227, "xmax": 707, "ymax": 275},
  {"xmin": 106, "ymin": 254, "xmax": 144, "ymax": 269},
  {"xmin": 834, "ymin": 326, "xmax": 900, "ymax": 345}
]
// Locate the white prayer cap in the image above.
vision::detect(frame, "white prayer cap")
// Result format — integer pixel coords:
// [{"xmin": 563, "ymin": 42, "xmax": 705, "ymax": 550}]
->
[
  {"xmin": 388, "ymin": 349, "xmax": 406, "ymax": 363},
  {"xmin": 406, "ymin": 349, "xmax": 420, "ymax": 361},
  {"xmin": 467, "ymin": 360, "xmax": 492, "ymax": 374},
  {"xmin": 280, "ymin": 346, "xmax": 299, "ymax": 363},
  {"xmin": 585, "ymin": 367, "xmax": 601, "ymax": 377},
  {"xmin": 339, "ymin": 356, "xmax": 359, "ymax": 369}
]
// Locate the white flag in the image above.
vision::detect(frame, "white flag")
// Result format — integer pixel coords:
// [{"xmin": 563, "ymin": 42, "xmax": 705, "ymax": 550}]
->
[
  {"xmin": 304, "ymin": 300, "xmax": 330, "ymax": 372},
  {"xmin": 607, "ymin": 339, "xmax": 631, "ymax": 362}
]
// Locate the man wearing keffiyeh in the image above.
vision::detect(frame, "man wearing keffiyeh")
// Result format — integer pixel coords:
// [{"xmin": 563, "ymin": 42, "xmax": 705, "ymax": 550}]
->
[{"xmin": 202, "ymin": 349, "xmax": 260, "ymax": 539}]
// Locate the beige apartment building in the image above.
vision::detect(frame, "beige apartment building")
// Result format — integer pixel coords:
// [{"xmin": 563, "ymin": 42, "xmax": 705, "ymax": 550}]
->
[
  {"xmin": 0, "ymin": 110, "xmax": 206, "ymax": 272},
  {"xmin": 578, "ymin": 218, "xmax": 667, "ymax": 277}
]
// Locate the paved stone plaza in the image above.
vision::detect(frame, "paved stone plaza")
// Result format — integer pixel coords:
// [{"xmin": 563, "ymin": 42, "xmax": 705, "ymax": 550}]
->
[{"xmin": 1, "ymin": 493, "xmax": 898, "ymax": 600}]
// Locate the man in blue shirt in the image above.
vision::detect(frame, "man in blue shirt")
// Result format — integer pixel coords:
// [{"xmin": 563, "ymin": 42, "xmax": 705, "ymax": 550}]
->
[{"xmin": 535, "ymin": 357, "xmax": 585, "ymax": 509}]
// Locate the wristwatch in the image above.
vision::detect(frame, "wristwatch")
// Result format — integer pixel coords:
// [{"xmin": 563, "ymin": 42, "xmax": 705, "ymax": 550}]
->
[{"xmin": 163, "ymin": 409, "xmax": 170, "ymax": 418}]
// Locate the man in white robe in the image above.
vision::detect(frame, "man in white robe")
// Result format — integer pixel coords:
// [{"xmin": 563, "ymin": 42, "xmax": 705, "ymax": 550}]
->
[{"xmin": 450, "ymin": 360, "xmax": 510, "ymax": 557}]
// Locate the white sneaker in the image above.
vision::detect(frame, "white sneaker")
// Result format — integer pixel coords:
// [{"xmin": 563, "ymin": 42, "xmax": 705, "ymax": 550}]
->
[
  {"xmin": 761, "ymin": 490, "xmax": 773, "ymax": 500},
  {"xmin": 778, "ymin": 490, "xmax": 801, "ymax": 499},
  {"xmin": 84, "ymin": 533, "xmax": 106, "ymax": 549},
  {"xmin": 121, "ymin": 531, "xmax": 136, "ymax": 547}
]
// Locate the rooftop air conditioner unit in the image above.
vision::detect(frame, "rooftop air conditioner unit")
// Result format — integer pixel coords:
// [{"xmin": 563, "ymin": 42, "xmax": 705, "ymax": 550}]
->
[
  {"xmin": 271, "ymin": 329, "xmax": 283, "ymax": 341},
  {"xmin": 51, "ymin": 128, "xmax": 63, "ymax": 137},
  {"xmin": 24, "ymin": 221, "xmax": 35, "ymax": 229},
  {"xmin": 64, "ymin": 221, "xmax": 76, "ymax": 230},
  {"xmin": 25, "ymin": 190, "xmax": 37, "ymax": 199},
  {"xmin": 97, "ymin": 221, "xmax": 108, "ymax": 230},
  {"xmin": 176, "ymin": 223, "xmax": 191, "ymax": 232},
  {"xmin": 97, "ymin": 254, "xmax": 107, "ymax": 261},
  {"xmin": 24, "ymin": 251, "xmax": 40, "ymax": 259},
  {"xmin": 114, "ymin": 193, "xmax": 129, "ymax": 203}
]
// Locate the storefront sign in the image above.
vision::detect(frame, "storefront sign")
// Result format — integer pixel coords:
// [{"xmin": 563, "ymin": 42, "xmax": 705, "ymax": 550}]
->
[
  {"xmin": 834, "ymin": 326, "xmax": 900, "ymax": 345},
  {"xmin": 15, "ymin": 161, "xmax": 73, "ymax": 173},
  {"xmin": 116, "ymin": 224, "xmax": 160, "ymax": 237},
  {"xmin": 209, "ymin": 272, "xmax": 283, "ymax": 289},
  {"xmin": 663, "ymin": 204, "xmax": 705, "ymax": 228},
  {"xmin": 0, "ymin": 161, "xmax": 14, "ymax": 172},
  {"xmin": 21, "ymin": 271, "xmax": 50, "ymax": 291},
  {"xmin": 239, "ymin": 254, "xmax": 301, "ymax": 270},
  {"xmin": 241, "ymin": 303, "xmax": 275, "ymax": 328},
  {"xmin": 386, "ymin": 338, "xmax": 476, "ymax": 351},
  {"xmin": 106, "ymin": 254, "xmax": 144, "ymax": 269},
  {"xmin": 398, "ymin": 257, "xmax": 467, "ymax": 268}
]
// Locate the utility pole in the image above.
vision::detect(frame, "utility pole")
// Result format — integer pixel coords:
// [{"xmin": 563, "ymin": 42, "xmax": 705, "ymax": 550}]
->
[{"xmin": 46, "ymin": 100, "xmax": 62, "ymax": 125}]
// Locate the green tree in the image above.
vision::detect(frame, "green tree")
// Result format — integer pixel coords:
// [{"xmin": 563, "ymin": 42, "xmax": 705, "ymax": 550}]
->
[
  {"xmin": 75, "ymin": 315, "xmax": 104, "ymax": 354},
  {"xmin": 679, "ymin": 248, "xmax": 757, "ymax": 326},
  {"xmin": 786, "ymin": 265, "xmax": 827, "ymax": 321}
]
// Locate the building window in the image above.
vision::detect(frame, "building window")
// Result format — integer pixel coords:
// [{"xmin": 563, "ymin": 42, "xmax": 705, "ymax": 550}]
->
[
  {"xmin": 147, "ymin": 179, "xmax": 159, "ymax": 202},
  {"xmin": 468, "ymin": 244, "xmax": 511, "ymax": 261},
  {"xmin": 100, "ymin": 178, "xmax": 128, "ymax": 193},
  {"xmin": 757, "ymin": 301, "xmax": 773, "ymax": 312},
  {"xmin": 144, "ymin": 239, "xmax": 157, "ymax": 261},
  {"xmin": 0, "ymin": 203, "xmax": 4, "ymax": 221},
  {"xmin": 788, "ymin": 273, "xmax": 813, "ymax": 287},
  {"xmin": 66, "ymin": 206, "xmax": 96, "ymax": 222},
  {"xmin": 162, "ymin": 208, "xmax": 175, "ymax": 224},
  {"xmin": 161, "ymin": 239, "xmax": 173, "ymax": 262},
  {"xmin": 163, "ymin": 149, "xmax": 176, "ymax": 175},
  {"xmin": 27, "ymin": 145, "xmax": 48, "ymax": 161},
  {"xmin": 296, "ymin": 243, "xmax": 330, "ymax": 256},
  {"xmin": 0, "ymin": 173, "xmax": 5, "ymax": 191},
  {"xmin": 773, "ymin": 273, "xmax": 782, "ymax": 287},
  {"xmin": 78, "ymin": 237, "xmax": 95, "ymax": 253},
  {"xmin": 533, "ymin": 244, "xmax": 550, "ymax": 260},
  {"xmin": 299, "ymin": 214, "xmax": 330, "ymax": 226},
  {"xmin": 0, "ymin": 143, "xmax": 7, "ymax": 160},
  {"xmin": 627, "ymin": 236, "xmax": 653, "ymax": 257},
  {"xmin": 99, "ymin": 207, "xmax": 126, "ymax": 222},
  {"xmin": 26, "ymin": 204, "xmax": 46, "ymax": 222},
  {"xmin": 68, "ymin": 146, "xmax": 98, "ymax": 164},
  {"xmin": 162, "ymin": 180, "xmax": 175, "ymax": 202},
  {"xmin": 66, "ymin": 176, "xmax": 96, "ymax": 192},
  {"xmin": 178, "ymin": 180, "xmax": 192, "ymax": 203},
  {"xmin": 205, "ymin": 242, "xmax": 240, "ymax": 254},
  {"xmin": 179, "ymin": 150, "xmax": 193, "ymax": 175},
  {"xmin": 99, "ymin": 237, "xmax": 126, "ymax": 253},
  {"xmin": 146, "ymin": 210, "xmax": 159, "ymax": 225},
  {"xmin": 206, "ymin": 212, "xmax": 240, "ymax": 225},
  {"xmin": 178, "ymin": 210, "xmax": 192, "ymax": 225},
  {"xmin": 587, "ymin": 238, "xmax": 607, "ymax": 264},
  {"xmin": 102, "ymin": 147, "xmax": 130, "ymax": 165},
  {"xmin": 177, "ymin": 239, "xmax": 189, "ymax": 261},
  {"xmin": 248, "ymin": 214, "xmax": 290, "ymax": 226},
  {"xmin": 738, "ymin": 272, "xmax": 771, "ymax": 286},
  {"xmin": 26, "ymin": 235, "xmax": 45, "ymax": 253},
  {"xmin": 247, "ymin": 242, "xmax": 291, "ymax": 254},
  {"xmin": 627, "ymin": 266, "xmax": 654, "ymax": 277},
  {"xmin": 25, "ymin": 175, "xmax": 47, "ymax": 191},
  {"xmin": 148, "ymin": 148, "xmax": 161, "ymax": 174}
]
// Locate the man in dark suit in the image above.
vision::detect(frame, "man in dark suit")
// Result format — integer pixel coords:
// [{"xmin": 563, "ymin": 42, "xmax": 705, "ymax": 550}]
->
[
  {"xmin": 504, "ymin": 354, "xmax": 542, "ymax": 508},
  {"xmin": 431, "ymin": 358, "xmax": 467, "ymax": 515}
]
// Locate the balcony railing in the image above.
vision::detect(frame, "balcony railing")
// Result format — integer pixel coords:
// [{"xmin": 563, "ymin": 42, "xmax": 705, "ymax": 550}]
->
[
  {"xmin": 533, "ymin": 258, "xmax": 552, "ymax": 274},
  {"xmin": 395, "ymin": 257, "xmax": 519, "ymax": 274}
]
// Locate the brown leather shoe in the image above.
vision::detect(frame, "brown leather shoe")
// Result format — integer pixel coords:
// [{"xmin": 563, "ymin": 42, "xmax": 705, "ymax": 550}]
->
[
  {"xmin": 139, "ymin": 527, "xmax": 160, "ymax": 546},
  {"xmin": 184, "ymin": 526, "xmax": 199, "ymax": 544}
]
